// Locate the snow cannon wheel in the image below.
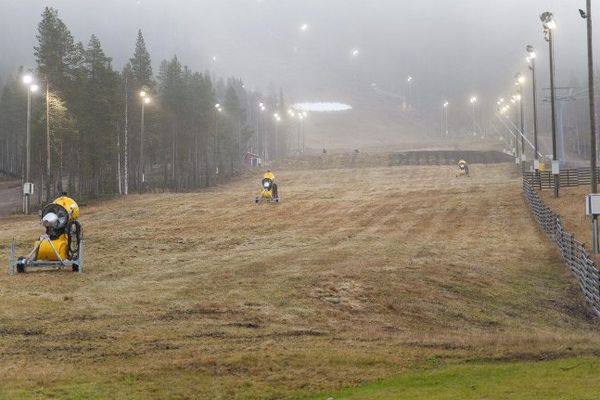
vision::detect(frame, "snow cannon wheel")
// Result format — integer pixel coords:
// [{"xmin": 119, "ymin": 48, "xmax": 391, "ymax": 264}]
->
[{"xmin": 16, "ymin": 257, "xmax": 26, "ymax": 274}]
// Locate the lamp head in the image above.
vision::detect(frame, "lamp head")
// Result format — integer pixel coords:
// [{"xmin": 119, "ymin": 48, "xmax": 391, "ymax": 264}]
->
[
  {"xmin": 540, "ymin": 12, "xmax": 556, "ymax": 30},
  {"xmin": 515, "ymin": 73, "xmax": 525, "ymax": 85}
]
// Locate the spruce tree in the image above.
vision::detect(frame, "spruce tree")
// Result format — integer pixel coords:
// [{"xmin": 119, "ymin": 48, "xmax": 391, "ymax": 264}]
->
[
  {"xmin": 78, "ymin": 35, "xmax": 120, "ymax": 195},
  {"xmin": 157, "ymin": 56, "xmax": 184, "ymax": 189},
  {"xmin": 128, "ymin": 30, "xmax": 155, "ymax": 191},
  {"xmin": 130, "ymin": 30, "xmax": 154, "ymax": 89},
  {"xmin": 34, "ymin": 7, "xmax": 75, "ymax": 94}
]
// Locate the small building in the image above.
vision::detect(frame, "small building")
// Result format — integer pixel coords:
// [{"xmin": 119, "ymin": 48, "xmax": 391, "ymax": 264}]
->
[{"xmin": 244, "ymin": 152, "xmax": 262, "ymax": 167}]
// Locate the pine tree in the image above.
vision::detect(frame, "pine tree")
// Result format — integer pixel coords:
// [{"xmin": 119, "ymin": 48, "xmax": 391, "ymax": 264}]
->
[
  {"xmin": 127, "ymin": 30, "xmax": 155, "ymax": 191},
  {"xmin": 78, "ymin": 35, "xmax": 121, "ymax": 196},
  {"xmin": 0, "ymin": 8, "xmax": 270, "ymax": 202},
  {"xmin": 130, "ymin": 30, "xmax": 154, "ymax": 89},
  {"xmin": 157, "ymin": 56, "xmax": 184, "ymax": 189},
  {"xmin": 34, "ymin": 7, "xmax": 75, "ymax": 95}
]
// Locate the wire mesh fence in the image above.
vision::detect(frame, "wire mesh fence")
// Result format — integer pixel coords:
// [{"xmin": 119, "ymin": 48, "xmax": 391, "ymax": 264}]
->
[{"xmin": 522, "ymin": 178, "xmax": 600, "ymax": 316}]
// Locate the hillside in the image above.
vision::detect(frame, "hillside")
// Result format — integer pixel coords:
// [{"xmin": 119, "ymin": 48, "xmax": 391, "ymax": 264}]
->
[{"xmin": 0, "ymin": 161, "xmax": 599, "ymax": 399}]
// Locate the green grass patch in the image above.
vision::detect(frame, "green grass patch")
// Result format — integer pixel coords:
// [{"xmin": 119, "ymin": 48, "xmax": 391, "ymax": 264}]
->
[{"xmin": 302, "ymin": 357, "xmax": 600, "ymax": 400}]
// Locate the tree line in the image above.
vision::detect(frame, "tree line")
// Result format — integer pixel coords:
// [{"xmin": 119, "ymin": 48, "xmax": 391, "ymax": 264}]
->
[{"xmin": 0, "ymin": 7, "xmax": 294, "ymax": 203}]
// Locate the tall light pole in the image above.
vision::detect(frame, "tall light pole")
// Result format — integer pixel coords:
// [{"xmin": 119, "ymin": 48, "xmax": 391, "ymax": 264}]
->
[
  {"xmin": 139, "ymin": 91, "xmax": 151, "ymax": 190},
  {"xmin": 470, "ymin": 96, "xmax": 478, "ymax": 136},
  {"xmin": 45, "ymin": 81, "xmax": 51, "ymax": 201},
  {"xmin": 510, "ymin": 95, "xmax": 520, "ymax": 162},
  {"xmin": 442, "ymin": 102, "xmax": 449, "ymax": 137},
  {"xmin": 580, "ymin": 2, "xmax": 599, "ymax": 253},
  {"xmin": 22, "ymin": 74, "xmax": 37, "ymax": 215},
  {"xmin": 541, "ymin": 11, "xmax": 559, "ymax": 197},
  {"xmin": 290, "ymin": 110, "xmax": 302, "ymax": 154},
  {"xmin": 123, "ymin": 77, "xmax": 129, "ymax": 196},
  {"xmin": 301, "ymin": 111, "xmax": 307, "ymax": 153},
  {"xmin": 274, "ymin": 113, "xmax": 281, "ymax": 159},
  {"xmin": 527, "ymin": 45, "xmax": 540, "ymax": 170},
  {"xmin": 214, "ymin": 103, "xmax": 222, "ymax": 175},
  {"xmin": 515, "ymin": 73, "xmax": 525, "ymax": 163},
  {"xmin": 407, "ymin": 76, "xmax": 413, "ymax": 107},
  {"xmin": 257, "ymin": 102, "xmax": 265, "ymax": 159}
]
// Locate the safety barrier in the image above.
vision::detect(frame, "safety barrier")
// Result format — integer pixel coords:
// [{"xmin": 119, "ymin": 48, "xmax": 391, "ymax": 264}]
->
[
  {"xmin": 522, "ymin": 178, "xmax": 600, "ymax": 316},
  {"xmin": 523, "ymin": 168, "xmax": 600, "ymax": 189}
]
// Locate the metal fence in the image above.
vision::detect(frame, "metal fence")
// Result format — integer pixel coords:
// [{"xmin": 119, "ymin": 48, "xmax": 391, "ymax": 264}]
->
[
  {"xmin": 524, "ymin": 168, "xmax": 600, "ymax": 189},
  {"xmin": 522, "ymin": 178, "xmax": 600, "ymax": 316}
]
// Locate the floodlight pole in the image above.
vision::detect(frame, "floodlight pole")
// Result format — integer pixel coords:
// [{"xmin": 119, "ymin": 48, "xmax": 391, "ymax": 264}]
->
[
  {"xmin": 544, "ymin": 21, "xmax": 559, "ymax": 197},
  {"xmin": 445, "ymin": 104, "xmax": 449, "ymax": 136},
  {"xmin": 45, "ymin": 81, "xmax": 51, "ymax": 201},
  {"xmin": 519, "ymin": 88, "xmax": 525, "ymax": 163},
  {"xmin": 25, "ymin": 85, "xmax": 32, "ymax": 215},
  {"xmin": 124, "ymin": 76, "xmax": 129, "ymax": 196},
  {"xmin": 583, "ymin": 0, "xmax": 599, "ymax": 253},
  {"xmin": 528, "ymin": 47, "xmax": 540, "ymax": 168},
  {"xmin": 140, "ymin": 99, "xmax": 146, "ymax": 188}
]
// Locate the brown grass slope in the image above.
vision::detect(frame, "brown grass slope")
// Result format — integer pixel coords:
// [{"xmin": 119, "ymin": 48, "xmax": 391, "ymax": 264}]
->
[{"xmin": 0, "ymin": 163, "xmax": 599, "ymax": 398}]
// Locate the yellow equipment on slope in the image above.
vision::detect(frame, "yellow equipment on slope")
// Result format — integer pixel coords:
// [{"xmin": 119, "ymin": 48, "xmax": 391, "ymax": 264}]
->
[
  {"xmin": 255, "ymin": 170, "xmax": 280, "ymax": 204},
  {"xmin": 9, "ymin": 194, "xmax": 84, "ymax": 274},
  {"xmin": 457, "ymin": 159, "xmax": 470, "ymax": 177}
]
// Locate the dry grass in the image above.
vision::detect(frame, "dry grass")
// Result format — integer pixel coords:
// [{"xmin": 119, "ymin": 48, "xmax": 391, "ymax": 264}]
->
[
  {"xmin": 0, "ymin": 163, "xmax": 598, "ymax": 398},
  {"xmin": 541, "ymin": 186, "xmax": 599, "ymax": 255}
]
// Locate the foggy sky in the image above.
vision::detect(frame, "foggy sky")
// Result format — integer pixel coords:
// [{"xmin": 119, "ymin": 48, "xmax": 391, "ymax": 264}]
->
[{"xmin": 0, "ymin": 0, "xmax": 596, "ymax": 141}]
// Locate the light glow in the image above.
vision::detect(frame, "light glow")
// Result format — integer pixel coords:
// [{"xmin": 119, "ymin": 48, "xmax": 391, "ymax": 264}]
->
[{"xmin": 292, "ymin": 102, "xmax": 352, "ymax": 112}]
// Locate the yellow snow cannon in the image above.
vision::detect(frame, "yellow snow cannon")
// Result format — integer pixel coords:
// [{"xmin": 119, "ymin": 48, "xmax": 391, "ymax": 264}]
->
[
  {"xmin": 9, "ymin": 193, "xmax": 84, "ymax": 274},
  {"xmin": 457, "ymin": 159, "xmax": 470, "ymax": 177},
  {"xmin": 255, "ymin": 170, "xmax": 280, "ymax": 204}
]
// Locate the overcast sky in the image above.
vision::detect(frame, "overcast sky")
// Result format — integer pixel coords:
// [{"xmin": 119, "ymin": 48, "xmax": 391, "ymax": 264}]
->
[{"xmin": 0, "ymin": 0, "xmax": 596, "ymax": 134}]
